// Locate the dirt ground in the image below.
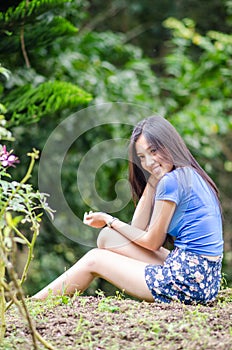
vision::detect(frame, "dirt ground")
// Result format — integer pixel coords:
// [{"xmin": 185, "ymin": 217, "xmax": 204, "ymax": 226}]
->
[{"xmin": 1, "ymin": 289, "xmax": 232, "ymax": 350}]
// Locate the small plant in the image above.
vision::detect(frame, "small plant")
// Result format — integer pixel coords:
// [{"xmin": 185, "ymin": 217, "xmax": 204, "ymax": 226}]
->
[
  {"xmin": 0, "ymin": 144, "xmax": 55, "ymax": 349},
  {"xmin": 95, "ymin": 289, "xmax": 126, "ymax": 313},
  {"xmin": 98, "ymin": 297, "xmax": 120, "ymax": 313},
  {"xmin": 115, "ymin": 289, "xmax": 125, "ymax": 301}
]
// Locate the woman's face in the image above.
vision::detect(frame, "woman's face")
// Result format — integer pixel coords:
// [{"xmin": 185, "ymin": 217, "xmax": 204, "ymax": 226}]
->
[{"xmin": 135, "ymin": 134, "xmax": 173, "ymax": 180}]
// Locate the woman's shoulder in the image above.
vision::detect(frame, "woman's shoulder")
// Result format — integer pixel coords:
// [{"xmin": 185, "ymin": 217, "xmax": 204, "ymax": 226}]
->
[
  {"xmin": 155, "ymin": 167, "xmax": 186, "ymax": 201},
  {"xmin": 162, "ymin": 166, "xmax": 194, "ymax": 181},
  {"xmin": 158, "ymin": 167, "xmax": 196, "ymax": 191}
]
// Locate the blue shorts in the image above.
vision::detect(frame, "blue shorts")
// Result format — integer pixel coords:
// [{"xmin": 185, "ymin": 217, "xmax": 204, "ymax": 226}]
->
[{"xmin": 145, "ymin": 247, "xmax": 222, "ymax": 304}]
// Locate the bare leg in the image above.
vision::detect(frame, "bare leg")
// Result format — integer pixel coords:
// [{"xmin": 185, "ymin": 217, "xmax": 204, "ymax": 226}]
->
[
  {"xmin": 33, "ymin": 248, "xmax": 155, "ymax": 302},
  {"xmin": 97, "ymin": 227, "xmax": 169, "ymax": 264},
  {"xmin": 33, "ymin": 228, "xmax": 169, "ymax": 301}
]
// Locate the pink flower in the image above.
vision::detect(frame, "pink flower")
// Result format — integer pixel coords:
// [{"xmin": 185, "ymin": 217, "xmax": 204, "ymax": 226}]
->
[{"xmin": 0, "ymin": 145, "xmax": 19, "ymax": 167}]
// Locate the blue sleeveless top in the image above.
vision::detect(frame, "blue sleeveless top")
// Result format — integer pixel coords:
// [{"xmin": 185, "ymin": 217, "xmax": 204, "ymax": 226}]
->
[{"xmin": 155, "ymin": 167, "xmax": 223, "ymax": 256}]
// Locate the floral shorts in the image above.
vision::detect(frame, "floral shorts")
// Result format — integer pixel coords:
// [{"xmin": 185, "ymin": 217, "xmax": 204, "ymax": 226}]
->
[{"xmin": 145, "ymin": 247, "xmax": 222, "ymax": 304}]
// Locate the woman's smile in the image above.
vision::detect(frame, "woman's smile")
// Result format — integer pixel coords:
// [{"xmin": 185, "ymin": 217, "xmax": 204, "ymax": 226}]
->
[{"xmin": 152, "ymin": 164, "xmax": 161, "ymax": 174}]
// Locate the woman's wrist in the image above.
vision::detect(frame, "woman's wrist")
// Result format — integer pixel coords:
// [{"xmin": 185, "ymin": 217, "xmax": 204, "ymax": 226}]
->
[
  {"xmin": 147, "ymin": 176, "xmax": 158, "ymax": 190},
  {"xmin": 106, "ymin": 215, "xmax": 118, "ymax": 228}
]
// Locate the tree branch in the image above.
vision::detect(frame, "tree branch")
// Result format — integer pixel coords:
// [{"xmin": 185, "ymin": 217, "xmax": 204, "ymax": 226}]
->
[{"xmin": 80, "ymin": 3, "xmax": 126, "ymax": 34}]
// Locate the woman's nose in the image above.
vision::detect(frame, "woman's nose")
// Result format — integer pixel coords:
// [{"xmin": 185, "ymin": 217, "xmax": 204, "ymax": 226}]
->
[{"xmin": 145, "ymin": 155, "xmax": 155, "ymax": 167}]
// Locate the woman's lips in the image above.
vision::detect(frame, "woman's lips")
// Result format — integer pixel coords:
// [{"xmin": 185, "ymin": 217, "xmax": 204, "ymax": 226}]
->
[{"xmin": 152, "ymin": 165, "xmax": 160, "ymax": 171}]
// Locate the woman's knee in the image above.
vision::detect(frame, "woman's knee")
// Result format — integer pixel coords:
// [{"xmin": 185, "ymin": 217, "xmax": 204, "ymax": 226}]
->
[
  {"xmin": 97, "ymin": 227, "xmax": 111, "ymax": 249},
  {"xmin": 80, "ymin": 248, "xmax": 103, "ymax": 269},
  {"xmin": 80, "ymin": 248, "xmax": 114, "ymax": 276},
  {"xmin": 97, "ymin": 227, "xmax": 128, "ymax": 250}
]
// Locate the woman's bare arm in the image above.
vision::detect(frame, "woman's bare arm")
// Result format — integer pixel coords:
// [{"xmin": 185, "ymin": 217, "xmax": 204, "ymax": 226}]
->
[
  {"xmin": 111, "ymin": 200, "xmax": 176, "ymax": 251},
  {"xmin": 84, "ymin": 199, "xmax": 176, "ymax": 251},
  {"xmin": 131, "ymin": 177, "xmax": 158, "ymax": 230}
]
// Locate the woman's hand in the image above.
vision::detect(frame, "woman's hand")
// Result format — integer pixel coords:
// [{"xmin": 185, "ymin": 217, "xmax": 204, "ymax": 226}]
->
[
  {"xmin": 83, "ymin": 211, "xmax": 112, "ymax": 228},
  {"xmin": 147, "ymin": 174, "xmax": 159, "ymax": 188}
]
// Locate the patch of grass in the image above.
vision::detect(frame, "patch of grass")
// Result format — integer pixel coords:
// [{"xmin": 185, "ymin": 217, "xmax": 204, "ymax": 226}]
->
[
  {"xmin": 97, "ymin": 297, "xmax": 121, "ymax": 313},
  {"xmin": 95, "ymin": 289, "xmax": 124, "ymax": 313},
  {"xmin": 217, "ymin": 288, "xmax": 232, "ymax": 303},
  {"xmin": 0, "ymin": 335, "xmax": 29, "ymax": 350},
  {"xmin": 75, "ymin": 313, "xmax": 91, "ymax": 333},
  {"xmin": 27, "ymin": 290, "xmax": 81, "ymax": 318}
]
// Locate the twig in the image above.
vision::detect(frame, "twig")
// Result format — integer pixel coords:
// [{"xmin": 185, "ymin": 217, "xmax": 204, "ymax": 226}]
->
[
  {"xmin": 5, "ymin": 263, "xmax": 38, "ymax": 349},
  {"xmin": 20, "ymin": 24, "xmax": 31, "ymax": 68},
  {"xmin": 80, "ymin": 3, "xmax": 126, "ymax": 34},
  {"xmin": 0, "ymin": 256, "xmax": 6, "ymax": 341},
  {"xmin": 20, "ymin": 226, "xmax": 37, "ymax": 285},
  {"xmin": 10, "ymin": 224, "xmax": 31, "ymax": 246},
  {"xmin": 20, "ymin": 0, "xmax": 30, "ymax": 68}
]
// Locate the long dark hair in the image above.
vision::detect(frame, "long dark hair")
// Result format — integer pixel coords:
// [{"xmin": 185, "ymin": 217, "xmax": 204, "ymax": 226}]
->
[{"xmin": 129, "ymin": 115, "xmax": 220, "ymax": 204}]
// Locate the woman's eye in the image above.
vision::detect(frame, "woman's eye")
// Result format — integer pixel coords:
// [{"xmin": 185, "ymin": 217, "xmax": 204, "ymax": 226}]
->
[
  {"xmin": 138, "ymin": 155, "xmax": 145, "ymax": 161},
  {"xmin": 150, "ymin": 149, "xmax": 157, "ymax": 155}
]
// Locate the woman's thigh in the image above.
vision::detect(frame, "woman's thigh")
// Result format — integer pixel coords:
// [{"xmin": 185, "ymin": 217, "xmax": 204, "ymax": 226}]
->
[{"xmin": 88, "ymin": 248, "xmax": 155, "ymax": 302}]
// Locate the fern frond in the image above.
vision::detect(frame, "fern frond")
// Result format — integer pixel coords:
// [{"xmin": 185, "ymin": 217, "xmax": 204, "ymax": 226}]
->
[{"xmin": 4, "ymin": 81, "xmax": 92, "ymax": 126}]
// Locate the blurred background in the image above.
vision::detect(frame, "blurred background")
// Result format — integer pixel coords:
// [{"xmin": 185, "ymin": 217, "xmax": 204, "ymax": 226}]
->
[{"xmin": 0, "ymin": 0, "xmax": 231, "ymax": 296}]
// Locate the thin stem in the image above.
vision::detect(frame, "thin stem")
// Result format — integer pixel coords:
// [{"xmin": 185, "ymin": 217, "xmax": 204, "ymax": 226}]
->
[
  {"xmin": 5, "ymin": 220, "xmax": 37, "ymax": 311},
  {"xmin": 20, "ymin": 227, "xmax": 37, "ymax": 285},
  {"xmin": 4, "ymin": 261, "xmax": 38, "ymax": 349},
  {"xmin": 18, "ymin": 196, "xmax": 40, "ymax": 285},
  {"xmin": 0, "ymin": 285, "xmax": 6, "ymax": 342},
  {"xmin": 20, "ymin": 25, "xmax": 31, "ymax": 68},
  {"xmin": 33, "ymin": 329, "xmax": 57, "ymax": 350},
  {"xmin": 20, "ymin": 0, "xmax": 30, "ymax": 68},
  {"xmin": 10, "ymin": 224, "xmax": 31, "ymax": 246},
  {"xmin": 0, "ymin": 261, "xmax": 6, "ymax": 341},
  {"xmin": 21, "ymin": 152, "xmax": 37, "ymax": 184},
  {"xmin": 0, "ymin": 229, "xmax": 6, "ymax": 341}
]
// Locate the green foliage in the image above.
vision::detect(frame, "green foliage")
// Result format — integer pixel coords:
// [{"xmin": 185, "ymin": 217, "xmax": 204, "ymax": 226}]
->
[
  {"xmin": 0, "ymin": 66, "xmax": 13, "ymax": 141},
  {"xmin": 56, "ymin": 31, "xmax": 160, "ymax": 107},
  {"xmin": 87, "ymin": 0, "xmax": 229, "ymax": 57},
  {"xmin": 0, "ymin": 16, "xmax": 78, "ymax": 54},
  {"xmin": 0, "ymin": 66, "xmax": 11, "ymax": 81},
  {"xmin": 162, "ymin": 18, "xmax": 232, "ymax": 148},
  {"xmin": 5, "ymin": 80, "xmax": 92, "ymax": 126},
  {"xmin": 160, "ymin": 18, "xmax": 232, "ymax": 278},
  {"xmin": 0, "ymin": 1, "xmax": 95, "ymax": 295},
  {"xmin": 0, "ymin": 116, "xmax": 11, "ymax": 142},
  {"xmin": 0, "ymin": 0, "xmax": 75, "ymax": 24},
  {"xmin": 0, "ymin": 0, "xmax": 78, "ymax": 57}
]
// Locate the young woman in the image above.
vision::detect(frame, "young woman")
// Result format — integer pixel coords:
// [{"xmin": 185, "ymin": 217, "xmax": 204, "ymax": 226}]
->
[{"xmin": 33, "ymin": 116, "xmax": 223, "ymax": 304}]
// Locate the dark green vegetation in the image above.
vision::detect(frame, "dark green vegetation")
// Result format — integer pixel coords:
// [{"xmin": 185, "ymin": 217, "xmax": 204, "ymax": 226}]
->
[
  {"xmin": 0, "ymin": 0, "xmax": 232, "ymax": 298},
  {"xmin": 2, "ymin": 289, "xmax": 232, "ymax": 349}
]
